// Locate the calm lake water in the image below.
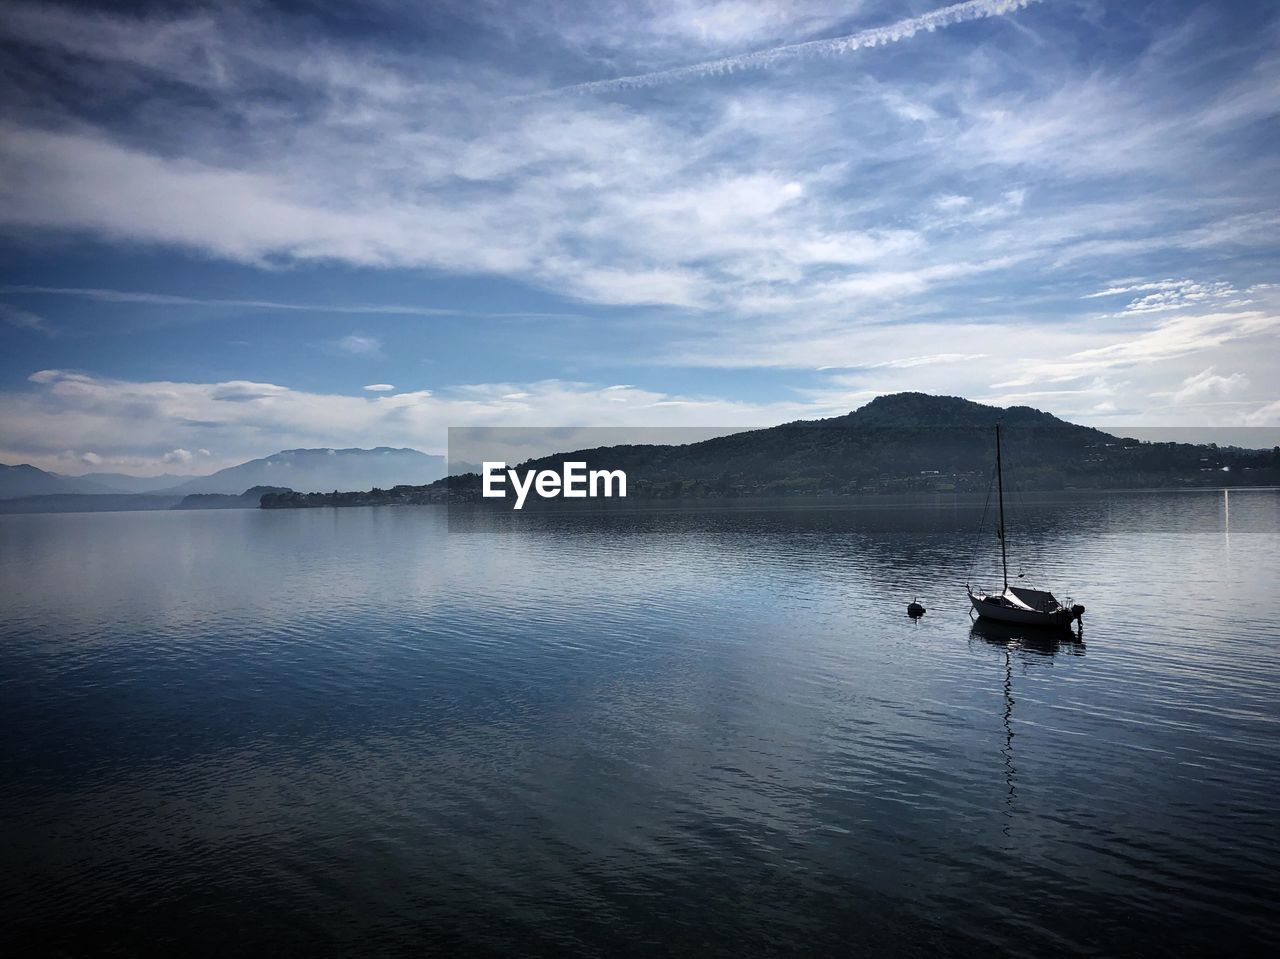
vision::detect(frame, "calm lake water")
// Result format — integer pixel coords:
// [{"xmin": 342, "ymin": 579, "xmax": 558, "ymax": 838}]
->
[{"xmin": 2, "ymin": 491, "xmax": 1278, "ymax": 956}]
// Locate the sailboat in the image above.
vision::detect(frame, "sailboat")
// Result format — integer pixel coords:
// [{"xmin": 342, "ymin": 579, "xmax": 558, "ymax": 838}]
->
[{"xmin": 966, "ymin": 425, "xmax": 1085, "ymax": 631}]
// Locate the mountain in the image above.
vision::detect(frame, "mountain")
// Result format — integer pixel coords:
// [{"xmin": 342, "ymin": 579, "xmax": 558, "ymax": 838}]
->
[
  {"xmin": 820, "ymin": 392, "xmax": 1076, "ymax": 430},
  {"xmin": 160, "ymin": 447, "xmax": 445, "ymax": 495},
  {"xmin": 262, "ymin": 393, "xmax": 1280, "ymax": 508},
  {"xmin": 0, "ymin": 464, "xmax": 116, "ymax": 499},
  {"xmin": 439, "ymin": 391, "xmax": 1121, "ymax": 497},
  {"xmin": 2, "ymin": 448, "xmax": 445, "ymax": 511},
  {"xmin": 78, "ymin": 472, "xmax": 193, "ymax": 494}
]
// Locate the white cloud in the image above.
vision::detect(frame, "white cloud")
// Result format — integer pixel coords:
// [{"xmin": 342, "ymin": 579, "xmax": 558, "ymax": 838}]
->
[
  {"xmin": 0, "ymin": 0, "xmax": 1276, "ymax": 446},
  {"xmin": 363, "ymin": 384, "xmax": 396, "ymax": 392},
  {"xmin": 5, "ymin": 340, "xmax": 1278, "ymax": 475},
  {"xmin": 331, "ymin": 334, "xmax": 384, "ymax": 358},
  {"xmin": 1, "ymin": 303, "xmax": 54, "ymax": 336},
  {"xmin": 1243, "ymin": 399, "xmax": 1280, "ymax": 427},
  {"xmin": 0, "ymin": 285, "xmax": 466, "ymax": 317},
  {"xmin": 994, "ymin": 309, "xmax": 1280, "ymax": 388},
  {"xmin": 0, "ymin": 0, "xmax": 1272, "ymax": 327},
  {"xmin": 1168, "ymin": 367, "xmax": 1250, "ymax": 405},
  {"xmin": 1084, "ymin": 279, "xmax": 1244, "ymax": 316},
  {"xmin": 532, "ymin": 0, "xmax": 1041, "ymax": 96},
  {"xmin": 0, "ymin": 369, "xmax": 839, "ymax": 474},
  {"xmin": 648, "ymin": 0, "xmax": 851, "ymax": 49}
]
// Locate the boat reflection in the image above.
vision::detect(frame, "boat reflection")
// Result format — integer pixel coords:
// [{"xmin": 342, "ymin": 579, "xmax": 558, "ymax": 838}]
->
[
  {"xmin": 968, "ymin": 615, "xmax": 1085, "ymax": 656},
  {"xmin": 967, "ymin": 617, "xmax": 1085, "ymax": 839}
]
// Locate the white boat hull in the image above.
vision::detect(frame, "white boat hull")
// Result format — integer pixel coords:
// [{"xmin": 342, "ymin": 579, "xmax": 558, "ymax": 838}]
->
[{"xmin": 968, "ymin": 588, "xmax": 1079, "ymax": 630}]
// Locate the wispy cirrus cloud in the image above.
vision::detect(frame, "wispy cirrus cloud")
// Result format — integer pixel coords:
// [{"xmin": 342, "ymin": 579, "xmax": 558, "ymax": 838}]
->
[
  {"xmin": 0, "ymin": 285, "xmax": 462, "ymax": 317},
  {"xmin": 1084, "ymin": 279, "xmax": 1249, "ymax": 317},
  {"xmin": 0, "ymin": 0, "xmax": 1276, "ymax": 451},
  {"xmin": 0, "ymin": 0, "xmax": 1274, "ymax": 324},
  {"xmin": 330, "ymin": 334, "xmax": 384, "ymax": 358},
  {"xmin": 992, "ymin": 306, "xmax": 1280, "ymax": 389},
  {"xmin": 1, "ymin": 303, "xmax": 55, "ymax": 336},
  {"xmin": 529, "ymin": 0, "xmax": 1041, "ymax": 97},
  {"xmin": 0, "ymin": 0, "xmax": 1269, "ymax": 317}
]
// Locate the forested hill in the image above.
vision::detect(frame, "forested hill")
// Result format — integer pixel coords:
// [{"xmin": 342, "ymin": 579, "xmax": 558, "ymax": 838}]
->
[
  {"xmin": 260, "ymin": 393, "xmax": 1279, "ymax": 508},
  {"xmin": 808, "ymin": 392, "xmax": 1082, "ymax": 430}
]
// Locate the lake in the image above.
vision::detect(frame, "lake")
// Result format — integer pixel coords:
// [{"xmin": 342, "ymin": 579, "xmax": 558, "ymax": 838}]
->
[{"xmin": 2, "ymin": 490, "xmax": 1278, "ymax": 955}]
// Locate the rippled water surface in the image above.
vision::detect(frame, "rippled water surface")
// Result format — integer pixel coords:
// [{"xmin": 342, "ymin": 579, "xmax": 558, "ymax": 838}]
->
[{"xmin": 2, "ymin": 491, "xmax": 1278, "ymax": 956}]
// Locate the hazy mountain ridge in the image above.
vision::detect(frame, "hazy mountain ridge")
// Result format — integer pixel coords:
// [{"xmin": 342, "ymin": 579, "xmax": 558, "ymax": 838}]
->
[
  {"xmin": 0, "ymin": 464, "xmax": 117, "ymax": 498},
  {"xmin": 78, "ymin": 472, "xmax": 193, "ymax": 493},
  {"xmin": 161, "ymin": 447, "xmax": 445, "ymax": 495},
  {"xmin": 0, "ymin": 447, "xmax": 445, "ymax": 500}
]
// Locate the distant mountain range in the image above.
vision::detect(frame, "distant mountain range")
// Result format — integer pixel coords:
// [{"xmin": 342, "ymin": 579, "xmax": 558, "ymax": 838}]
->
[
  {"xmin": 263, "ymin": 393, "xmax": 1280, "ymax": 509},
  {"xmin": 0, "ymin": 464, "xmax": 117, "ymax": 498},
  {"xmin": 160, "ymin": 447, "xmax": 444, "ymax": 495},
  {"xmin": 0, "ymin": 447, "xmax": 446, "ymax": 504},
  {"xmin": 76, "ymin": 472, "xmax": 193, "ymax": 493}
]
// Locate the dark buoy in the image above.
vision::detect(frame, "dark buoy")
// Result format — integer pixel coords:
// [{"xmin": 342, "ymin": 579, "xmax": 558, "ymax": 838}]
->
[{"xmin": 907, "ymin": 598, "xmax": 926, "ymax": 618}]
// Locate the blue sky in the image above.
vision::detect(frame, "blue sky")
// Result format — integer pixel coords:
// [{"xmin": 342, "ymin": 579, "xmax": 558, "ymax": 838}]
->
[{"xmin": 0, "ymin": 0, "xmax": 1277, "ymax": 475}]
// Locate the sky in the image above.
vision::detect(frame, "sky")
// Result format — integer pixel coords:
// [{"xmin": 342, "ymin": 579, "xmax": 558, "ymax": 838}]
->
[{"xmin": 0, "ymin": 0, "xmax": 1277, "ymax": 475}]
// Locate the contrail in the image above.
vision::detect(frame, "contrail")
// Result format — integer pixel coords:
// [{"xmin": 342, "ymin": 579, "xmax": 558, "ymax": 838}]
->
[{"xmin": 527, "ymin": 0, "xmax": 1040, "ymax": 98}]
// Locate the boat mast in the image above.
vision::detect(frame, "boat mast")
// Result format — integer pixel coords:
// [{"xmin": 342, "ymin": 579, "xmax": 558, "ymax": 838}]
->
[{"xmin": 995, "ymin": 424, "xmax": 1008, "ymax": 592}]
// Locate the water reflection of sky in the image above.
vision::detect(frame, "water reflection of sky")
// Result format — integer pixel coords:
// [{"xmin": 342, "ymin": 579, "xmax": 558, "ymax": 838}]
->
[{"xmin": 1, "ymin": 490, "xmax": 1277, "ymax": 953}]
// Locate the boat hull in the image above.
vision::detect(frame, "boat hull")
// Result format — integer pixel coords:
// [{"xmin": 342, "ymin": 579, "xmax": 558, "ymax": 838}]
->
[{"xmin": 968, "ymin": 591, "xmax": 1078, "ymax": 629}]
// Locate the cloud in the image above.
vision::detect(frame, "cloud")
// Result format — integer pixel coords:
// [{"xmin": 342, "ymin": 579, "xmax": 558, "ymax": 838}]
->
[
  {"xmin": 0, "ymin": 368, "xmax": 840, "ymax": 473},
  {"xmin": 160, "ymin": 448, "xmax": 210, "ymax": 465},
  {"xmin": 0, "ymin": 285, "xmax": 559, "ymax": 319},
  {"xmin": 513, "ymin": 0, "xmax": 859, "ymax": 58},
  {"xmin": 363, "ymin": 384, "xmax": 396, "ymax": 392},
  {"xmin": 1084, "ymin": 279, "xmax": 1245, "ymax": 316},
  {"xmin": 0, "ymin": 0, "xmax": 1274, "ymax": 327},
  {"xmin": 1168, "ymin": 367, "xmax": 1250, "ymax": 405},
  {"xmin": 645, "ymin": 0, "xmax": 852, "ymax": 49},
  {"xmin": 530, "ymin": 0, "xmax": 1041, "ymax": 97},
  {"xmin": 1, "ymin": 303, "xmax": 54, "ymax": 336},
  {"xmin": 211, "ymin": 382, "xmax": 291, "ymax": 402},
  {"xmin": 0, "ymin": 0, "xmax": 1277, "ymax": 443},
  {"xmin": 999, "ymin": 310, "xmax": 1280, "ymax": 387},
  {"xmin": 868, "ymin": 353, "xmax": 988, "ymax": 370},
  {"xmin": 6, "ymin": 331, "xmax": 1279, "ymax": 475},
  {"xmin": 331, "ymin": 334, "xmax": 384, "ymax": 358},
  {"xmin": 1243, "ymin": 399, "xmax": 1280, "ymax": 427}
]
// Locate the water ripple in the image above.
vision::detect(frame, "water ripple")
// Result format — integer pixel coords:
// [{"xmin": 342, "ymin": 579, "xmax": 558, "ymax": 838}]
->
[{"xmin": 1, "ymin": 491, "xmax": 1278, "ymax": 954}]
